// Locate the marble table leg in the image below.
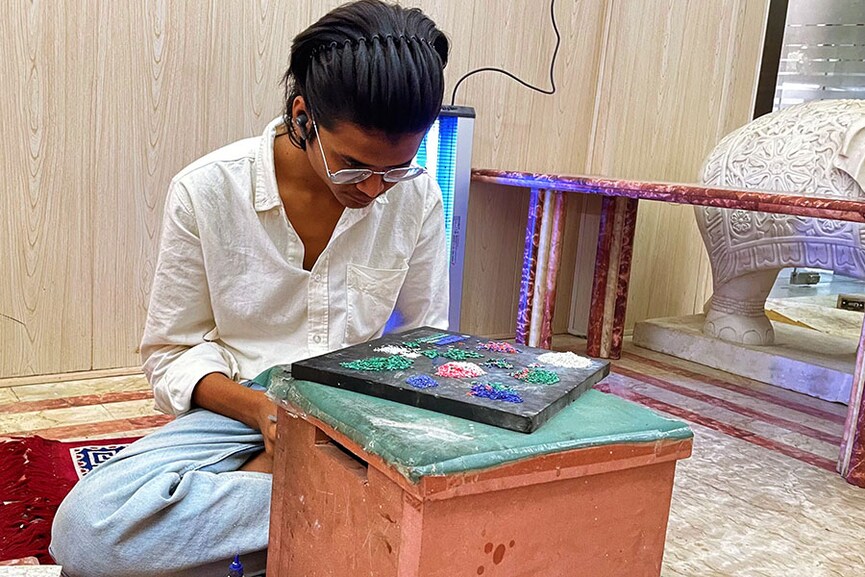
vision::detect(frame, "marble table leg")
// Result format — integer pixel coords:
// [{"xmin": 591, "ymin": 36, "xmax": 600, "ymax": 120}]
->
[
  {"xmin": 516, "ymin": 189, "xmax": 544, "ymax": 345},
  {"xmin": 516, "ymin": 189, "xmax": 568, "ymax": 349},
  {"xmin": 586, "ymin": 196, "xmax": 639, "ymax": 359},
  {"xmin": 840, "ymin": 318, "xmax": 865, "ymax": 487},
  {"xmin": 537, "ymin": 191, "xmax": 567, "ymax": 349}
]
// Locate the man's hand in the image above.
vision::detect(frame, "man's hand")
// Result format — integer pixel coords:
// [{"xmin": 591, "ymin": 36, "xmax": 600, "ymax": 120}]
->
[
  {"xmin": 192, "ymin": 372, "xmax": 278, "ymax": 473},
  {"xmin": 255, "ymin": 393, "xmax": 278, "ymax": 457}
]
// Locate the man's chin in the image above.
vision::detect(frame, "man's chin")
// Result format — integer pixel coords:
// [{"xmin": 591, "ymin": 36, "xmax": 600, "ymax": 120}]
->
[{"xmin": 340, "ymin": 195, "xmax": 374, "ymax": 209}]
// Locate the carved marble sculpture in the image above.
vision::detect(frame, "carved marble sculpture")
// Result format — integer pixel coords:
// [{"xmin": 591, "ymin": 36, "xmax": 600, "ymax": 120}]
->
[{"xmin": 695, "ymin": 99, "xmax": 865, "ymax": 345}]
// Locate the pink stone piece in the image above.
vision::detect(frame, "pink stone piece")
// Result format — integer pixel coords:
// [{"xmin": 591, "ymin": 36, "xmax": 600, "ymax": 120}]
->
[
  {"xmin": 841, "ymin": 318, "xmax": 865, "ymax": 487},
  {"xmin": 435, "ymin": 362, "xmax": 486, "ymax": 379},
  {"xmin": 538, "ymin": 191, "xmax": 567, "ymax": 349}
]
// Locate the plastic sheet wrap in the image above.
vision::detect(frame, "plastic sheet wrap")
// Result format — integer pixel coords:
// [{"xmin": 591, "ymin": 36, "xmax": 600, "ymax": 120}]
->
[{"xmin": 262, "ymin": 365, "xmax": 692, "ymax": 483}]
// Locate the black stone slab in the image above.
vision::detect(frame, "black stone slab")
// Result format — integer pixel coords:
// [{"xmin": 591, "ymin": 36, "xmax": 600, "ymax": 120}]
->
[{"xmin": 290, "ymin": 326, "xmax": 610, "ymax": 433}]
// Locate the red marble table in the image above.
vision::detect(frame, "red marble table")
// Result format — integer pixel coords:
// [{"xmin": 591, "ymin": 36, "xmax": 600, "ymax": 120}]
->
[{"xmin": 471, "ymin": 168, "xmax": 865, "ymax": 487}]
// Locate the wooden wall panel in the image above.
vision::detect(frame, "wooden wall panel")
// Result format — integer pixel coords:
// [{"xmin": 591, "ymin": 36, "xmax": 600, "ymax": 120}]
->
[
  {"xmin": 459, "ymin": 185, "xmax": 584, "ymax": 338},
  {"xmin": 90, "ymin": 1, "xmax": 304, "ymax": 369},
  {"xmin": 449, "ymin": 0, "xmax": 608, "ymax": 336},
  {"xmin": 1, "ymin": 2, "xmax": 97, "ymax": 376},
  {"xmin": 553, "ymin": 195, "xmax": 584, "ymax": 334},
  {"xmin": 0, "ymin": 0, "xmax": 770, "ymax": 378},
  {"xmin": 460, "ymin": 182, "xmax": 530, "ymax": 338},
  {"xmin": 588, "ymin": 0, "xmax": 769, "ymax": 329},
  {"xmin": 451, "ymin": 0, "xmax": 608, "ymax": 173}
]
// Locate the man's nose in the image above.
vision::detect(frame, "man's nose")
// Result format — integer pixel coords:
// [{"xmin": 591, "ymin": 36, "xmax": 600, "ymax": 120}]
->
[{"xmin": 355, "ymin": 174, "xmax": 386, "ymax": 198}]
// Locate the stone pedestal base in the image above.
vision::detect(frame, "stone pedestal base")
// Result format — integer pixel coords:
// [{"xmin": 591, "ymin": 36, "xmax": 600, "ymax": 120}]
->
[{"xmin": 633, "ymin": 314, "xmax": 854, "ymax": 404}]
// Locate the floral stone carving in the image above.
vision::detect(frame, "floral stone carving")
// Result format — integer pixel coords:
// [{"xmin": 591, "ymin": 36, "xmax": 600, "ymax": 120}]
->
[{"xmin": 695, "ymin": 99, "xmax": 865, "ymax": 345}]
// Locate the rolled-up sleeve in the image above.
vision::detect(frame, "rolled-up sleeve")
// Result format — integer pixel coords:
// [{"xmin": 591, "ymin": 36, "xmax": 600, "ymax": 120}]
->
[
  {"xmin": 390, "ymin": 184, "xmax": 450, "ymax": 332},
  {"xmin": 140, "ymin": 181, "xmax": 239, "ymax": 415}
]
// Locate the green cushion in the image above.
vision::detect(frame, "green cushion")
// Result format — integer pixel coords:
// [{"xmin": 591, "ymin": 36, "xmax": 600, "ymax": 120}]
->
[{"xmin": 262, "ymin": 366, "xmax": 692, "ymax": 483}]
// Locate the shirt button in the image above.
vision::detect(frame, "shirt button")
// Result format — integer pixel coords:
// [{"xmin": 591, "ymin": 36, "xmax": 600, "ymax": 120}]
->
[
  {"xmin": 313, "ymin": 273, "xmax": 322, "ymax": 282},
  {"xmin": 313, "ymin": 335, "xmax": 322, "ymax": 344}
]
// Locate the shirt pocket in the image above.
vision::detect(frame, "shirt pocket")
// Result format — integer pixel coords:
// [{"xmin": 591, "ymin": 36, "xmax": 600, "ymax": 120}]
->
[{"xmin": 345, "ymin": 262, "xmax": 409, "ymax": 344}]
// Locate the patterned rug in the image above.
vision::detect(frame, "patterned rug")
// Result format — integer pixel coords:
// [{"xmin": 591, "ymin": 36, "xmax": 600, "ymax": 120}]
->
[{"xmin": 0, "ymin": 435, "xmax": 139, "ymax": 563}]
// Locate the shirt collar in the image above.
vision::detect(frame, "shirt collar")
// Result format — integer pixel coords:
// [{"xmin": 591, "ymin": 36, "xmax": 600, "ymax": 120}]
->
[{"xmin": 253, "ymin": 117, "xmax": 284, "ymax": 212}]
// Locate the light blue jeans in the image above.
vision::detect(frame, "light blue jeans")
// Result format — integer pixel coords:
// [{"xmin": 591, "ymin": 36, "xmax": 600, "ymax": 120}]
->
[{"xmin": 49, "ymin": 409, "xmax": 271, "ymax": 577}]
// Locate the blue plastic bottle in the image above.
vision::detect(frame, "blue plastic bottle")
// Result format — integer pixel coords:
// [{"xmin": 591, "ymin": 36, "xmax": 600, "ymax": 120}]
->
[{"xmin": 227, "ymin": 554, "xmax": 244, "ymax": 577}]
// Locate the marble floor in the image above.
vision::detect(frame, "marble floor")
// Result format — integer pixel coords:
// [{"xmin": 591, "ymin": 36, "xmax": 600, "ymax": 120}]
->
[
  {"xmin": 766, "ymin": 268, "xmax": 865, "ymax": 340},
  {"xmin": 2, "ymin": 339, "xmax": 864, "ymax": 575}
]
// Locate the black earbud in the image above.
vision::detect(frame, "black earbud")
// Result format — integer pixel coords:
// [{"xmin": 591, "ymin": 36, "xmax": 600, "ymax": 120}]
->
[{"xmin": 295, "ymin": 113, "xmax": 309, "ymax": 140}]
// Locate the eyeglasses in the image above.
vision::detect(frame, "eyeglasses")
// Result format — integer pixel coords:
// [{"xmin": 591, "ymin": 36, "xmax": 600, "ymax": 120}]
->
[{"xmin": 312, "ymin": 120, "xmax": 427, "ymax": 185}]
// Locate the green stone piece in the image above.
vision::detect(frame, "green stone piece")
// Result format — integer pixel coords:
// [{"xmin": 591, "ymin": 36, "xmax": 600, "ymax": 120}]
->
[
  {"xmin": 481, "ymin": 382, "xmax": 515, "ymax": 392},
  {"xmin": 439, "ymin": 347, "xmax": 484, "ymax": 361},
  {"xmin": 512, "ymin": 367, "xmax": 560, "ymax": 385},
  {"xmin": 485, "ymin": 358, "xmax": 514, "ymax": 369},
  {"xmin": 413, "ymin": 333, "xmax": 452, "ymax": 344},
  {"xmin": 340, "ymin": 356, "xmax": 414, "ymax": 372},
  {"xmin": 420, "ymin": 350, "xmax": 439, "ymax": 359},
  {"xmin": 401, "ymin": 341, "xmax": 421, "ymax": 349}
]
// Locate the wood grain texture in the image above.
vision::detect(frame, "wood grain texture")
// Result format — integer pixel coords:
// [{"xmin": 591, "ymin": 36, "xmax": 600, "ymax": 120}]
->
[
  {"xmin": 1, "ymin": 2, "xmax": 97, "ymax": 376},
  {"xmin": 451, "ymin": 0, "xmax": 608, "ymax": 173},
  {"xmin": 460, "ymin": 182, "xmax": 530, "ymax": 337},
  {"xmin": 588, "ymin": 0, "xmax": 770, "ymax": 330},
  {"xmin": 453, "ymin": 0, "xmax": 607, "ymax": 336},
  {"xmin": 90, "ymin": 1, "xmax": 304, "ymax": 369},
  {"xmin": 1, "ymin": 0, "xmax": 769, "ymax": 377}
]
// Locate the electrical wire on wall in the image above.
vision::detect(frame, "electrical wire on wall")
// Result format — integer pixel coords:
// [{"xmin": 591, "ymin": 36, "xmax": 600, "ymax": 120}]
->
[{"xmin": 449, "ymin": 0, "xmax": 560, "ymax": 106}]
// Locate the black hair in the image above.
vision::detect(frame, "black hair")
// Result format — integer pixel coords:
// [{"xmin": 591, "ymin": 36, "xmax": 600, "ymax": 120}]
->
[{"xmin": 282, "ymin": 0, "xmax": 449, "ymax": 149}]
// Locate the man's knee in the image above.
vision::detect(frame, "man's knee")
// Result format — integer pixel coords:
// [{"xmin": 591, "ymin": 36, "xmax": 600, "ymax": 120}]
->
[{"xmin": 50, "ymin": 471, "xmax": 135, "ymax": 576}]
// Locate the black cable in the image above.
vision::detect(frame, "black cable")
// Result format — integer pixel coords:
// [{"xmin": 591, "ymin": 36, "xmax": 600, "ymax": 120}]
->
[{"xmin": 449, "ymin": 0, "xmax": 560, "ymax": 106}]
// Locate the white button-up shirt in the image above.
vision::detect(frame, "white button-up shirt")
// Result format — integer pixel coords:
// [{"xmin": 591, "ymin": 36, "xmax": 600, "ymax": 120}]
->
[{"xmin": 141, "ymin": 118, "xmax": 449, "ymax": 415}]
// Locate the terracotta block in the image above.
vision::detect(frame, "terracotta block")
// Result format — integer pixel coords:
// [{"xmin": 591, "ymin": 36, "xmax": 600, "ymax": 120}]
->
[{"xmin": 268, "ymin": 408, "xmax": 691, "ymax": 577}]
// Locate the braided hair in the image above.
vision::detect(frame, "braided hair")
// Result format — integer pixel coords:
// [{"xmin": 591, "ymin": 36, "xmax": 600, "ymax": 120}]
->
[{"xmin": 282, "ymin": 0, "xmax": 449, "ymax": 148}]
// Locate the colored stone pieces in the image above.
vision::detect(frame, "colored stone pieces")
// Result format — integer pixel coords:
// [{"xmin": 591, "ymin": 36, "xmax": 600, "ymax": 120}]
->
[
  {"xmin": 537, "ymin": 351, "xmax": 593, "ymax": 369},
  {"xmin": 340, "ymin": 356, "xmax": 413, "ymax": 371},
  {"xmin": 433, "ymin": 334, "xmax": 470, "ymax": 346},
  {"xmin": 438, "ymin": 347, "xmax": 483, "ymax": 361},
  {"xmin": 511, "ymin": 367, "xmax": 560, "ymax": 385},
  {"xmin": 477, "ymin": 341, "xmax": 519, "ymax": 354},
  {"xmin": 469, "ymin": 382, "xmax": 523, "ymax": 403},
  {"xmin": 484, "ymin": 358, "xmax": 514, "ymax": 370},
  {"xmin": 290, "ymin": 326, "xmax": 610, "ymax": 432},
  {"xmin": 435, "ymin": 362, "xmax": 486, "ymax": 379},
  {"xmin": 406, "ymin": 374, "xmax": 438, "ymax": 389}
]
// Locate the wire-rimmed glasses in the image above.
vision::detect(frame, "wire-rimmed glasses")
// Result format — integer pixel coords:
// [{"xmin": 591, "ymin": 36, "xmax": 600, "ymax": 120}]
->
[{"xmin": 312, "ymin": 120, "xmax": 427, "ymax": 185}]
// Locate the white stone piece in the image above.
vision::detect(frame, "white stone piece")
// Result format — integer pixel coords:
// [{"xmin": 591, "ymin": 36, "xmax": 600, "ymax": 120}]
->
[
  {"xmin": 633, "ymin": 314, "xmax": 854, "ymax": 404},
  {"xmin": 537, "ymin": 351, "xmax": 593, "ymax": 369},
  {"xmin": 0, "ymin": 567, "xmax": 63, "ymax": 577},
  {"xmin": 695, "ymin": 99, "xmax": 865, "ymax": 345},
  {"xmin": 373, "ymin": 345, "xmax": 421, "ymax": 358}
]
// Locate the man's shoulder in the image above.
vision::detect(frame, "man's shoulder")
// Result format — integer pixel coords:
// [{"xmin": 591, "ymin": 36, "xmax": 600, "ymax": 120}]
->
[
  {"xmin": 172, "ymin": 136, "xmax": 260, "ymax": 186},
  {"xmin": 387, "ymin": 173, "xmax": 442, "ymax": 210}
]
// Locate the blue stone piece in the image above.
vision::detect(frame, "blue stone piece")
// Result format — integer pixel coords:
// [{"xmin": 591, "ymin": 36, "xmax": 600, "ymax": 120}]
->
[
  {"xmin": 433, "ymin": 334, "xmax": 469, "ymax": 346},
  {"xmin": 406, "ymin": 374, "xmax": 439, "ymax": 389}
]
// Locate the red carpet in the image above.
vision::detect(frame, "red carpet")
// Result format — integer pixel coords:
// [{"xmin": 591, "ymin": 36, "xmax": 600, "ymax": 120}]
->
[{"xmin": 0, "ymin": 435, "xmax": 138, "ymax": 563}]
